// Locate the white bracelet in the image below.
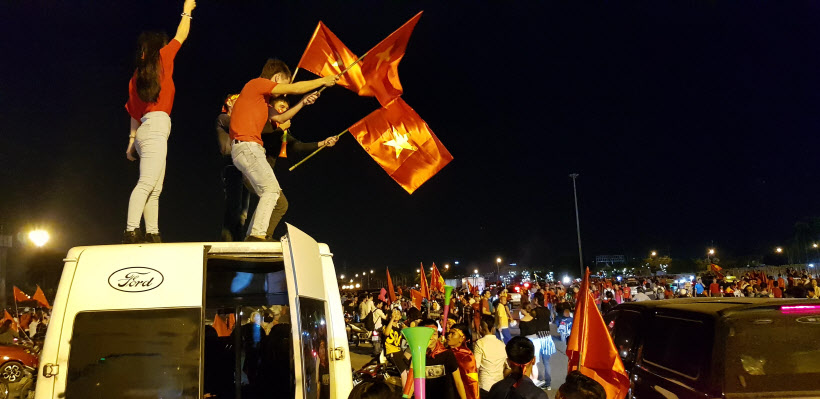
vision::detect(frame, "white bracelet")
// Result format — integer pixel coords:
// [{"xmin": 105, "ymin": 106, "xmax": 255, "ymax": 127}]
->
[{"xmin": 181, "ymin": 12, "xmax": 192, "ymax": 19}]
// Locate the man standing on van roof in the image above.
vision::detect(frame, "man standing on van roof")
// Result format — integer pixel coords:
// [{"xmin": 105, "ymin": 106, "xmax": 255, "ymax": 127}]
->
[{"xmin": 229, "ymin": 59, "xmax": 337, "ymax": 241}]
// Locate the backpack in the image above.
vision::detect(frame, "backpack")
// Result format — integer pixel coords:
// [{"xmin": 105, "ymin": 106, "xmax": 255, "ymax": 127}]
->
[{"xmin": 364, "ymin": 309, "xmax": 376, "ymax": 331}]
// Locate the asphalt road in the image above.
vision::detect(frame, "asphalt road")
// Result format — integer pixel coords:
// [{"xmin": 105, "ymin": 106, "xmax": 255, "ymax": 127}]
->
[{"xmin": 349, "ymin": 322, "xmax": 569, "ymax": 399}]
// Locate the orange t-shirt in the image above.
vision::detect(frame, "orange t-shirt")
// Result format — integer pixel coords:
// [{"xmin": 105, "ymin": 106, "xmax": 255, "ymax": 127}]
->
[
  {"xmin": 125, "ymin": 39, "xmax": 181, "ymax": 120},
  {"xmin": 229, "ymin": 78, "xmax": 277, "ymax": 145}
]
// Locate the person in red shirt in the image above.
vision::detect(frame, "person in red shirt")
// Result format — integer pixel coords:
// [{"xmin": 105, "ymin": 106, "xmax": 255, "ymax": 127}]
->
[
  {"xmin": 709, "ymin": 280, "xmax": 722, "ymax": 297},
  {"xmin": 229, "ymin": 59, "xmax": 337, "ymax": 240},
  {"xmin": 123, "ymin": 0, "xmax": 196, "ymax": 244}
]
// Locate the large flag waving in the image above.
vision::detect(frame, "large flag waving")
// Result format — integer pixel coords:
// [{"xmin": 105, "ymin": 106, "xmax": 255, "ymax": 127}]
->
[
  {"xmin": 567, "ymin": 267, "xmax": 630, "ymax": 399},
  {"xmin": 430, "ymin": 263, "xmax": 445, "ymax": 294},
  {"xmin": 419, "ymin": 263, "xmax": 430, "ymax": 300},
  {"xmin": 711, "ymin": 264, "xmax": 724, "ymax": 279},
  {"xmin": 33, "ymin": 285, "xmax": 51, "ymax": 309},
  {"xmin": 348, "ymin": 97, "xmax": 452, "ymax": 194},
  {"xmin": 358, "ymin": 12, "xmax": 423, "ymax": 106},
  {"xmin": 12, "ymin": 286, "xmax": 30, "ymax": 303},
  {"xmin": 387, "ymin": 268, "xmax": 397, "ymax": 304},
  {"xmin": 297, "ymin": 21, "xmax": 366, "ymax": 93}
]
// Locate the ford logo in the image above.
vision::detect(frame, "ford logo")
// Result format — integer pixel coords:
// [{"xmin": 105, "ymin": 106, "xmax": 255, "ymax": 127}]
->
[{"xmin": 108, "ymin": 267, "xmax": 164, "ymax": 293}]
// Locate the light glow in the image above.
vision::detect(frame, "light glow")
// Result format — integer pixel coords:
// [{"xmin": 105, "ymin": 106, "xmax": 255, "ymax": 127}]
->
[
  {"xmin": 28, "ymin": 230, "xmax": 49, "ymax": 247},
  {"xmin": 781, "ymin": 305, "xmax": 820, "ymax": 314}
]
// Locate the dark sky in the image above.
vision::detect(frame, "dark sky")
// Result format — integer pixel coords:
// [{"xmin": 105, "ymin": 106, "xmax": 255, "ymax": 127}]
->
[{"xmin": 2, "ymin": 1, "xmax": 820, "ymax": 277}]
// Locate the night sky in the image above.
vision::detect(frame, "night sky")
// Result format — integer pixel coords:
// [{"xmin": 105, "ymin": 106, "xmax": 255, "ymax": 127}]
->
[{"xmin": 3, "ymin": 1, "xmax": 820, "ymax": 277}]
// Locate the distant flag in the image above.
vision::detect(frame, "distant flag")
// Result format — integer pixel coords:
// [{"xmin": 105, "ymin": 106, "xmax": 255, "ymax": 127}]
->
[
  {"xmin": 387, "ymin": 268, "xmax": 397, "ymax": 304},
  {"xmin": 430, "ymin": 263, "xmax": 445, "ymax": 294},
  {"xmin": 347, "ymin": 97, "xmax": 452, "ymax": 194},
  {"xmin": 358, "ymin": 11, "xmax": 423, "ymax": 106},
  {"xmin": 213, "ymin": 314, "xmax": 231, "ymax": 337},
  {"xmin": 33, "ymin": 285, "xmax": 51, "ymax": 309},
  {"xmin": 466, "ymin": 280, "xmax": 473, "ymax": 294},
  {"xmin": 419, "ymin": 262, "xmax": 430, "ymax": 300},
  {"xmin": 711, "ymin": 264, "xmax": 724, "ymax": 279},
  {"xmin": 296, "ymin": 21, "xmax": 366, "ymax": 93},
  {"xmin": 567, "ymin": 268, "xmax": 630, "ymax": 399},
  {"xmin": 410, "ymin": 289, "xmax": 423, "ymax": 309},
  {"xmin": 398, "ymin": 286, "xmax": 403, "ymax": 298},
  {"xmin": 12, "ymin": 286, "xmax": 30, "ymax": 303}
]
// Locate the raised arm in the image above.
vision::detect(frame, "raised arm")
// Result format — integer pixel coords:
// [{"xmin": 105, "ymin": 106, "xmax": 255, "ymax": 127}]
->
[
  {"xmin": 173, "ymin": 0, "xmax": 197, "ymax": 44},
  {"xmin": 269, "ymin": 91, "xmax": 320, "ymax": 124},
  {"xmin": 271, "ymin": 75, "xmax": 337, "ymax": 95}
]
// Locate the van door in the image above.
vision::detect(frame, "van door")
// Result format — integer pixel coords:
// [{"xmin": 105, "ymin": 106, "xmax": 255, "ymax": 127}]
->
[
  {"xmin": 44, "ymin": 244, "xmax": 205, "ymax": 399},
  {"xmin": 281, "ymin": 224, "xmax": 352, "ymax": 399}
]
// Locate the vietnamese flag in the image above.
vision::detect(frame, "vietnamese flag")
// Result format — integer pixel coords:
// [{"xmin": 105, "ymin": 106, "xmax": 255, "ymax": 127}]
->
[
  {"xmin": 711, "ymin": 264, "xmax": 724, "ymax": 279},
  {"xmin": 466, "ymin": 280, "xmax": 473, "ymax": 295},
  {"xmin": 12, "ymin": 286, "xmax": 30, "ymax": 303},
  {"xmin": 567, "ymin": 267, "xmax": 630, "ymax": 399},
  {"xmin": 348, "ymin": 97, "xmax": 452, "ymax": 194},
  {"xmin": 2, "ymin": 310, "xmax": 17, "ymax": 333},
  {"xmin": 410, "ymin": 289, "xmax": 423, "ymax": 309},
  {"xmin": 430, "ymin": 263, "xmax": 445, "ymax": 294},
  {"xmin": 33, "ymin": 285, "xmax": 51, "ymax": 309},
  {"xmin": 387, "ymin": 268, "xmax": 397, "ymax": 304},
  {"xmin": 419, "ymin": 263, "xmax": 430, "ymax": 300},
  {"xmin": 297, "ymin": 21, "xmax": 366, "ymax": 93},
  {"xmin": 358, "ymin": 11, "xmax": 422, "ymax": 106}
]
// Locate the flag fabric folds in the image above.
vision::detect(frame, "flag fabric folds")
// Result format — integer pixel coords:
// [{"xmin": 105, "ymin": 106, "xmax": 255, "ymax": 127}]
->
[
  {"xmin": 430, "ymin": 263, "xmax": 445, "ymax": 294},
  {"xmin": 419, "ymin": 263, "xmax": 430, "ymax": 300},
  {"xmin": 387, "ymin": 268, "xmax": 397, "ymax": 304},
  {"xmin": 297, "ymin": 21, "xmax": 366, "ymax": 93},
  {"xmin": 348, "ymin": 97, "xmax": 452, "ymax": 194},
  {"xmin": 358, "ymin": 12, "xmax": 423, "ymax": 106},
  {"xmin": 566, "ymin": 267, "xmax": 630, "ymax": 399},
  {"xmin": 33, "ymin": 285, "xmax": 51, "ymax": 309},
  {"xmin": 213, "ymin": 314, "xmax": 231, "ymax": 337},
  {"xmin": 13, "ymin": 286, "xmax": 30, "ymax": 302},
  {"xmin": 410, "ymin": 289, "xmax": 423, "ymax": 309}
]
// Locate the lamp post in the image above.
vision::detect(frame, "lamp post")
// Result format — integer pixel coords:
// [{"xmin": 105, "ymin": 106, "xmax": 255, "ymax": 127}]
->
[
  {"xmin": 496, "ymin": 257, "xmax": 501, "ymax": 282},
  {"xmin": 570, "ymin": 173, "xmax": 584, "ymax": 276}
]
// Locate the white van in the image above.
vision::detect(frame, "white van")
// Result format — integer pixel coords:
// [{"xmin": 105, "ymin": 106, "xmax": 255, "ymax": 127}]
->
[{"xmin": 34, "ymin": 224, "xmax": 352, "ymax": 399}]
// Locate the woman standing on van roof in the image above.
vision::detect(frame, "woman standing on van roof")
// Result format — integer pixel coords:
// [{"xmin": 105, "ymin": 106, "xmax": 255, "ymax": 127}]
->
[{"xmin": 122, "ymin": 0, "xmax": 196, "ymax": 244}]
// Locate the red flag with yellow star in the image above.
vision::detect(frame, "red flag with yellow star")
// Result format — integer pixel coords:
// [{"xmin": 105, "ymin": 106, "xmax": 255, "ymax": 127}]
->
[
  {"xmin": 12, "ymin": 286, "xmax": 30, "ymax": 303},
  {"xmin": 410, "ymin": 289, "xmax": 423, "ymax": 309},
  {"xmin": 386, "ymin": 268, "xmax": 397, "ymax": 304},
  {"xmin": 430, "ymin": 263, "xmax": 445, "ymax": 294},
  {"xmin": 348, "ymin": 97, "xmax": 452, "ymax": 194},
  {"xmin": 297, "ymin": 21, "xmax": 366, "ymax": 93},
  {"xmin": 419, "ymin": 263, "xmax": 430, "ymax": 300},
  {"xmin": 358, "ymin": 12, "xmax": 422, "ymax": 106}
]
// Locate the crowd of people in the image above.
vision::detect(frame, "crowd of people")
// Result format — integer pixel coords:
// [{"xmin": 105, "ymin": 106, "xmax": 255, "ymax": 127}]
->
[
  {"xmin": 343, "ymin": 280, "xmax": 605, "ymax": 399},
  {"xmin": 0, "ymin": 308, "xmax": 50, "ymax": 347}
]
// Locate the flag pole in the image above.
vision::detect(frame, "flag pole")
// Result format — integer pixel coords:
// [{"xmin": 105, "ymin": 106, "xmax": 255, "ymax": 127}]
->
[
  {"xmin": 288, "ymin": 129, "xmax": 349, "ymax": 171},
  {"xmin": 287, "ymin": 53, "xmax": 368, "ymax": 172}
]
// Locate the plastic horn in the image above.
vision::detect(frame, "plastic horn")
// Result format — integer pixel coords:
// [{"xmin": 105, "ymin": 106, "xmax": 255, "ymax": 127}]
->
[
  {"xmin": 402, "ymin": 327, "xmax": 435, "ymax": 399},
  {"xmin": 441, "ymin": 285, "xmax": 454, "ymax": 334}
]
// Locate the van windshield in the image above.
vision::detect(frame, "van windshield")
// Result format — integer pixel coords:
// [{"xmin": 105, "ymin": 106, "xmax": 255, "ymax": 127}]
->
[
  {"xmin": 66, "ymin": 308, "xmax": 200, "ymax": 399},
  {"xmin": 724, "ymin": 307, "xmax": 820, "ymax": 394}
]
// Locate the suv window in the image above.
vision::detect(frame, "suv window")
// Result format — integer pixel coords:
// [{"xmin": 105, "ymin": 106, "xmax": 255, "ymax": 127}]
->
[
  {"xmin": 724, "ymin": 309, "xmax": 820, "ymax": 394},
  {"xmin": 643, "ymin": 315, "xmax": 708, "ymax": 379},
  {"xmin": 66, "ymin": 308, "xmax": 201, "ymax": 399},
  {"xmin": 608, "ymin": 309, "xmax": 642, "ymax": 365}
]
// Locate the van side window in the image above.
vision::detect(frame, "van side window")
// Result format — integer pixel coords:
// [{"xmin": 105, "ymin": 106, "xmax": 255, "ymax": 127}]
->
[
  {"xmin": 65, "ymin": 308, "xmax": 201, "ymax": 399},
  {"xmin": 643, "ymin": 315, "xmax": 707, "ymax": 379}
]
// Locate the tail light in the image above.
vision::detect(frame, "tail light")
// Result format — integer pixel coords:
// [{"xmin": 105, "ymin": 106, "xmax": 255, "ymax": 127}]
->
[{"xmin": 781, "ymin": 304, "xmax": 820, "ymax": 314}]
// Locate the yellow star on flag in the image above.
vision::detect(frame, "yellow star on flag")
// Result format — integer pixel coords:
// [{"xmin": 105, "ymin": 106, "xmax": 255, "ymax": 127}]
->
[
  {"xmin": 382, "ymin": 126, "xmax": 417, "ymax": 158},
  {"xmin": 374, "ymin": 44, "xmax": 394, "ymax": 72}
]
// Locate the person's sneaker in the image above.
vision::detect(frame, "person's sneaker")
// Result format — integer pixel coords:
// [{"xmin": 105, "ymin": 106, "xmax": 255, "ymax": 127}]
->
[
  {"xmin": 143, "ymin": 233, "xmax": 162, "ymax": 243},
  {"xmin": 122, "ymin": 228, "xmax": 142, "ymax": 244},
  {"xmin": 244, "ymin": 235, "xmax": 270, "ymax": 242},
  {"xmin": 546, "ymin": 386, "xmax": 552, "ymax": 391}
]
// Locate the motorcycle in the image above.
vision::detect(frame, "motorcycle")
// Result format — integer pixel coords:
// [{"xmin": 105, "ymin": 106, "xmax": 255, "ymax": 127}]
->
[
  {"xmin": 352, "ymin": 356, "xmax": 402, "ymax": 388},
  {"xmin": 344, "ymin": 312, "xmax": 369, "ymax": 347}
]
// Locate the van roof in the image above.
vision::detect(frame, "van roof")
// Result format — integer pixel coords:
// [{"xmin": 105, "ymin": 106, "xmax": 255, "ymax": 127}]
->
[
  {"xmin": 64, "ymin": 241, "xmax": 332, "ymax": 261},
  {"xmin": 614, "ymin": 297, "xmax": 817, "ymax": 317}
]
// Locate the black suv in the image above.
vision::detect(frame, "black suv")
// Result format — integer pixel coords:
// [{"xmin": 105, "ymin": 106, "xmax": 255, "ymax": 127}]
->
[{"xmin": 604, "ymin": 298, "xmax": 820, "ymax": 399}]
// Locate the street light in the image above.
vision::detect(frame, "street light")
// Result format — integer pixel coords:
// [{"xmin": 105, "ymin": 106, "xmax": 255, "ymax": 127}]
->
[
  {"xmin": 444, "ymin": 264, "xmax": 449, "ymax": 270},
  {"xmin": 650, "ymin": 251, "xmax": 657, "ymax": 257},
  {"xmin": 708, "ymin": 249, "xmax": 715, "ymax": 255},
  {"xmin": 496, "ymin": 257, "xmax": 502, "ymax": 280},
  {"xmin": 776, "ymin": 247, "xmax": 783, "ymax": 254},
  {"xmin": 474, "ymin": 269, "xmax": 479, "ymax": 274},
  {"xmin": 416, "ymin": 269, "xmax": 420, "ymax": 273},
  {"xmin": 340, "ymin": 274, "xmax": 345, "ymax": 279},
  {"xmin": 370, "ymin": 270, "xmax": 374, "ymax": 274},
  {"xmin": 28, "ymin": 230, "xmax": 49, "ymax": 247},
  {"xmin": 355, "ymin": 273, "xmax": 359, "ymax": 277}
]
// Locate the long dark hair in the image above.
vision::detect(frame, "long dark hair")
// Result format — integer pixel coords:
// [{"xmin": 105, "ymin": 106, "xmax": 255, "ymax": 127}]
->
[
  {"xmin": 135, "ymin": 31, "xmax": 168, "ymax": 103},
  {"xmin": 505, "ymin": 336, "xmax": 535, "ymax": 383}
]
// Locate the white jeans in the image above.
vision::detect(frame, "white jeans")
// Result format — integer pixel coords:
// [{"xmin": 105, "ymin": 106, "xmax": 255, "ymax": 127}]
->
[
  {"xmin": 231, "ymin": 141, "xmax": 281, "ymax": 237},
  {"xmin": 126, "ymin": 111, "xmax": 170, "ymax": 234}
]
